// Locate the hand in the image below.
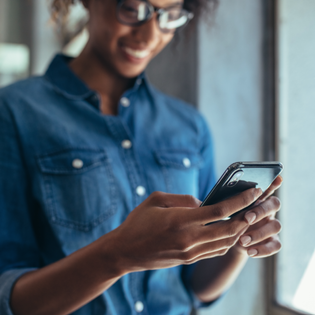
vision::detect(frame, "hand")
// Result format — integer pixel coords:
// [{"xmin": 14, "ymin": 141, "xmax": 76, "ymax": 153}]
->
[
  {"xmin": 235, "ymin": 176, "xmax": 283, "ymax": 258},
  {"xmin": 109, "ymin": 188, "xmax": 262, "ymax": 274}
]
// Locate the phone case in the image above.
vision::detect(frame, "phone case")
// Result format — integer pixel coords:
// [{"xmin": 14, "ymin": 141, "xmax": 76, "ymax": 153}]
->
[{"xmin": 200, "ymin": 162, "xmax": 283, "ymax": 217}]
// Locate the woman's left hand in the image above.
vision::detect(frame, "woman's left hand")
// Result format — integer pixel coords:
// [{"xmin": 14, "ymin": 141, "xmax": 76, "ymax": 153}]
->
[{"xmin": 234, "ymin": 176, "xmax": 283, "ymax": 258}]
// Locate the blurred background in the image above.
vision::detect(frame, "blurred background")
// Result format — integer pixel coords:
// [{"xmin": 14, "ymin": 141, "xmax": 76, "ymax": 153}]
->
[{"xmin": 1, "ymin": 0, "xmax": 315, "ymax": 314}]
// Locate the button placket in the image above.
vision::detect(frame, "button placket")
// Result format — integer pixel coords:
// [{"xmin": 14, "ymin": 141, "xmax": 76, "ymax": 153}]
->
[
  {"xmin": 136, "ymin": 186, "xmax": 146, "ymax": 196},
  {"xmin": 134, "ymin": 301, "xmax": 144, "ymax": 313},
  {"xmin": 121, "ymin": 139, "xmax": 132, "ymax": 149}
]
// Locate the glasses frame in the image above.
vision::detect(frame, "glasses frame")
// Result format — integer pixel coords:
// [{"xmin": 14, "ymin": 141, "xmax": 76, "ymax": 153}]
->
[{"xmin": 116, "ymin": 0, "xmax": 194, "ymax": 33}]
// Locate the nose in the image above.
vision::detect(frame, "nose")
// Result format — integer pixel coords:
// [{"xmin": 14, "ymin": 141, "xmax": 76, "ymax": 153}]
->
[{"xmin": 132, "ymin": 14, "xmax": 160, "ymax": 46}]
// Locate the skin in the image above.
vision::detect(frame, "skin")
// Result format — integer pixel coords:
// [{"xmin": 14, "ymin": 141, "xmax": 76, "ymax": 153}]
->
[
  {"xmin": 10, "ymin": 0, "xmax": 283, "ymax": 314},
  {"xmin": 70, "ymin": 0, "xmax": 175, "ymax": 114}
]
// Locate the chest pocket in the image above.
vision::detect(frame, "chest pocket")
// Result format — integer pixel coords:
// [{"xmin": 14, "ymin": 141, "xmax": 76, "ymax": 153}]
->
[
  {"xmin": 37, "ymin": 148, "xmax": 117, "ymax": 232},
  {"xmin": 154, "ymin": 150, "xmax": 202, "ymax": 197}
]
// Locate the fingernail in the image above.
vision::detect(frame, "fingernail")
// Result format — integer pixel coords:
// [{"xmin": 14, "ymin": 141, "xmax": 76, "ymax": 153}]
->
[
  {"xmin": 240, "ymin": 235, "xmax": 251, "ymax": 246},
  {"xmin": 255, "ymin": 188, "xmax": 263, "ymax": 197},
  {"xmin": 245, "ymin": 212, "xmax": 256, "ymax": 224},
  {"xmin": 248, "ymin": 249, "xmax": 258, "ymax": 257}
]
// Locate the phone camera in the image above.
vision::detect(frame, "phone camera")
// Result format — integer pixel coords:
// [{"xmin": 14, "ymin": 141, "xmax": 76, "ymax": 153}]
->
[
  {"xmin": 227, "ymin": 180, "xmax": 238, "ymax": 187},
  {"xmin": 226, "ymin": 170, "xmax": 244, "ymax": 188}
]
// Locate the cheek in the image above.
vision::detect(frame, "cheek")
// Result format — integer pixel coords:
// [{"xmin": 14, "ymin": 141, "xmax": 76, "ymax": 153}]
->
[{"xmin": 152, "ymin": 34, "xmax": 175, "ymax": 58}]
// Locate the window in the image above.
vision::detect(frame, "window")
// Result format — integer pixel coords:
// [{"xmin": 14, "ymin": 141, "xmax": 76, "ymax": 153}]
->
[
  {"xmin": 269, "ymin": 1, "xmax": 315, "ymax": 314},
  {"xmin": 0, "ymin": 43, "xmax": 29, "ymax": 87}
]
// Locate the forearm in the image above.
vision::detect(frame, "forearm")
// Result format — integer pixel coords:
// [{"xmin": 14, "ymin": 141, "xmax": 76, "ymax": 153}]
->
[
  {"xmin": 11, "ymin": 231, "xmax": 125, "ymax": 315},
  {"xmin": 190, "ymin": 247, "xmax": 248, "ymax": 303}
]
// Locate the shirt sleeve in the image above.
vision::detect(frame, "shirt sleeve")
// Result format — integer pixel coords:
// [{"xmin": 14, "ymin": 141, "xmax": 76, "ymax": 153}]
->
[
  {"xmin": 0, "ymin": 100, "xmax": 41, "ymax": 314},
  {"xmin": 182, "ymin": 113, "xmax": 218, "ymax": 309},
  {"xmin": 197, "ymin": 114, "xmax": 217, "ymax": 202}
]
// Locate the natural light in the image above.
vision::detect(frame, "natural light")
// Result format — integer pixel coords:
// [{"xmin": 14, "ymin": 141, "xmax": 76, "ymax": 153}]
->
[{"xmin": 293, "ymin": 248, "xmax": 315, "ymax": 314}]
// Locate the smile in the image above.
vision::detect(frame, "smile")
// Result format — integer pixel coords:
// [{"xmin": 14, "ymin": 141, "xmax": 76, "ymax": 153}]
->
[{"xmin": 123, "ymin": 47, "xmax": 150, "ymax": 59}]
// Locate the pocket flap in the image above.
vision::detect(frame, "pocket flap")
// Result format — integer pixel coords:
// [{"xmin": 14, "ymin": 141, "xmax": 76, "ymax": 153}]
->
[
  {"xmin": 37, "ymin": 148, "xmax": 107, "ymax": 175},
  {"xmin": 154, "ymin": 150, "xmax": 201, "ymax": 169}
]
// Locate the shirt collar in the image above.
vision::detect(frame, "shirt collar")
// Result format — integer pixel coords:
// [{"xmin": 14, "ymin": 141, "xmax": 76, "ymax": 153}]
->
[{"xmin": 44, "ymin": 53, "xmax": 147, "ymax": 100}]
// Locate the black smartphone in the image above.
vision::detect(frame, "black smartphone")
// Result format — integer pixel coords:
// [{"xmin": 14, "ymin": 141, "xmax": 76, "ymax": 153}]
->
[{"xmin": 200, "ymin": 161, "xmax": 283, "ymax": 219}]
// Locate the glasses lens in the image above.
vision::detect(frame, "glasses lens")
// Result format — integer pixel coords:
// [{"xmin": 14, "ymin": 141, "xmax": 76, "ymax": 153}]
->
[
  {"xmin": 158, "ymin": 8, "xmax": 192, "ymax": 32},
  {"xmin": 118, "ymin": 0, "xmax": 151, "ymax": 25}
]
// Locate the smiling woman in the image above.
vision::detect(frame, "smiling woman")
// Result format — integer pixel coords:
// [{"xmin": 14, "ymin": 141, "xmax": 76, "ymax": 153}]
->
[{"xmin": 0, "ymin": 0, "xmax": 283, "ymax": 315}]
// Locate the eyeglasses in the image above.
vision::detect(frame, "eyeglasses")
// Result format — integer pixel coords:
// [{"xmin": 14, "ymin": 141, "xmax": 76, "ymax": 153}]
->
[{"xmin": 116, "ymin": 0, "xmax": 194, "ymax": 33}]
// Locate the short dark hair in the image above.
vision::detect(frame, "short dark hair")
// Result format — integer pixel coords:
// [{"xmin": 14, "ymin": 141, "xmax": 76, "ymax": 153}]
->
[{"xmin": 50, "ymin": 0, "xmax": 218, "ymax": 34}]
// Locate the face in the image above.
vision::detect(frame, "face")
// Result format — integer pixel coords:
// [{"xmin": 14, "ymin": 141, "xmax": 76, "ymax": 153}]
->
[{"xmin": 84, "ymin": 0, "xmax": 182, "ymax": 78}]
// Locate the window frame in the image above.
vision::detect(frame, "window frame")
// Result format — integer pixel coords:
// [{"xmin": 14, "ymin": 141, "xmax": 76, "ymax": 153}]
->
[{"xmin": 264, "ymin": 1, "xmax": 313, "ymax": 314}]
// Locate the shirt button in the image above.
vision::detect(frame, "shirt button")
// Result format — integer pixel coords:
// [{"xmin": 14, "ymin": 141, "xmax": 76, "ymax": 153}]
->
[
  {"xmin": 136, "ymin": 78, "xmax": 142, "ymax": 85},
  {"xmin": 120, "ymin": 97, "xmax": 130, "ymax": 107},
  {"xmin": 72, "ymin": 159, "xmax": 84, "ymax": 169},
  {"xmin": 121, "ymin": 140, "xmax": 132, "ymax": 149},
  {"xmin": 134, "ymin": 301, "xmax": 144, "ymax": 312},
  {"xmin": 182, "ymin": 157, "xmax": 191, "ymax": 168},
  {"xmin": 136, "ymin": 186, "xmax": 146, "ymax": 196}
]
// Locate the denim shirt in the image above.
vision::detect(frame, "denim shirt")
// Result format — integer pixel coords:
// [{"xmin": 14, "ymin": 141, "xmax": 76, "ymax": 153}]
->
[{"xmin": 0, "ymin": 54, "xmax": 216, "ymax": 315}]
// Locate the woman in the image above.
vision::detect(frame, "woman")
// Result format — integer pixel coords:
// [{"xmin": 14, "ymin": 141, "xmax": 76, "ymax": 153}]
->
[{"xmin": 0, "ymin": 0, "xmax": 282, "ymax": 314}]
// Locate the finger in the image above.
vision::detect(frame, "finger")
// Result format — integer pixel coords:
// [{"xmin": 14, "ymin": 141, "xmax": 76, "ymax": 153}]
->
[
  {"xmin": 258, "ymin": 175, "xmax": 283, "ymax": 202},
  {"xmin": 239, "ymin": 219, "xmax": 282, "ymax": 247},
  {"xmin": 193, "ymin": 188, "xmax": 263, "ymax": 224},
  {"xmin": 183, "ymin": 248, "xmax": 229, "ymax": 264},
  {"xmin": 148, "ymin": 191, "xmax": 201, "ymax": 208},
  {"xmin": 180, "ymin": 235, "xmax": 239, "ymax": 262},
  {"xmin": 245, "ymin": 235, "xmax": 282, "ymax": 258},
  {"xmin": 193, "ymin": 213, "xmax": 250, "ymax": 246},
  {"xmin": 244, "ymin": 196, "xmax": 281, "ymax": 225}
]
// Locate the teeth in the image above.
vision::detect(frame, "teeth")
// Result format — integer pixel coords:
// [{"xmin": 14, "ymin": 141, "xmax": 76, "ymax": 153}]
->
[{"xmin": 124, "ymin": 47, "xmax": 150, "ymax": 59}]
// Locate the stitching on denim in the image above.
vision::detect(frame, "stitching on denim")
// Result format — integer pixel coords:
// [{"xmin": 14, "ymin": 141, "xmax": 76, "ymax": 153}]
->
[{"xmin": 42, "ymin": 150, "xmax": 117, "ymax": 232}]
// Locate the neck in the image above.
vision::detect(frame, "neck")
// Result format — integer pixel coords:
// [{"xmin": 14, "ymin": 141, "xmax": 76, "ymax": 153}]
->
[{"xmin": 69, "ymin": 43, "xmax": 135, "ymax": 115}]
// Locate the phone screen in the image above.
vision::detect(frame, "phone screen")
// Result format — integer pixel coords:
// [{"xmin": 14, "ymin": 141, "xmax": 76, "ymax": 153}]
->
[{"xmin": 201, "ymin": 162, "xmax": 283, "ymax": 215}]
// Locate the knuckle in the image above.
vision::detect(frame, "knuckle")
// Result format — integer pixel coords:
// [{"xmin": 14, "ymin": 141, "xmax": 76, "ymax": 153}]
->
[
  {"xmin": 212, "ymin": 205, "xmax": 226, "ymax": 219},
  {"xmin": 183, "ymin": 194, "xmax": 200, "ymax": 207},
  {"xmin": 242, "ymin": 191, "xmax": 254, "ymax": 205},
  {"xmin": 149, "ymin": 191, "xmax": 164, "ymax": 203}
]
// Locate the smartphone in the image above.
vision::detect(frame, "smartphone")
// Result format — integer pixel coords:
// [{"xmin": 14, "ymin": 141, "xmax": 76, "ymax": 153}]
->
[{"xmin": 200, "ymin": 161, "xmax": 283, "ymax": 220}]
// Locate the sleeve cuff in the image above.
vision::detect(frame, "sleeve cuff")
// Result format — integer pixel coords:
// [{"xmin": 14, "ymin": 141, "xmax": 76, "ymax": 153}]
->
[{"xmin": 0, "ymin": 268, "xmax": 36, "ymax": 315}]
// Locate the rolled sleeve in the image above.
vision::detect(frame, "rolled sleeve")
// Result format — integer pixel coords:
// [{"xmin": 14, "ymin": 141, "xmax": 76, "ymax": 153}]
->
[
  {"xmin": 182, "ymin": 263, "xmax": 217, "ymax": 309},
  {"xmin": 0, "ymin": 269, "xmax": 37, "ymax": 315},
  {"xmin": 0, "ymin": 100, "xmax": 41, "ymax": 313}
]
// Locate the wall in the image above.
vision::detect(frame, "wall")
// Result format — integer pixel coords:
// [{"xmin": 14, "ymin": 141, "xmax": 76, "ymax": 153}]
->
[
  {"xmin": 276, "ymin": 0, "xmax": 315, "ymax": 313},
  {"xmin": 197, "ymin": 0, "xmax": 265, "ymax": 314},
  {"xmin": 31, "ymin": 0, "xmax": 61, "ymax": 74}
]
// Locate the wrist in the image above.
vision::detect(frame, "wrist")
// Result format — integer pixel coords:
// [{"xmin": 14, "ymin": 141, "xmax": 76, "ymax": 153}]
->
[{"xmin": 92, "ymin": 228, "xmax": 130, "ymax": 280}]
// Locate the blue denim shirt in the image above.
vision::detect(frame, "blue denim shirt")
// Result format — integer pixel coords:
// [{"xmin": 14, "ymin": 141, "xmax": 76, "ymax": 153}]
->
[{"xmin": 0, "ymin": 54, "xmax": 216, "ymax": 315}]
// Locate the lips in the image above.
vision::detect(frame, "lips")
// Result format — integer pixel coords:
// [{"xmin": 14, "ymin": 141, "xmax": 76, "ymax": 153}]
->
[{"xmin": 122, "ymin": 46, "xmax": 150, "ymax": 59}]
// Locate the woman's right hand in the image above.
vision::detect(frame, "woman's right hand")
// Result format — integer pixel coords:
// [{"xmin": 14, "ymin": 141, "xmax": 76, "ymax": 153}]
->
[{"xmin": 108, "ymin": 188, "xmax": 263, "ymax": 274}]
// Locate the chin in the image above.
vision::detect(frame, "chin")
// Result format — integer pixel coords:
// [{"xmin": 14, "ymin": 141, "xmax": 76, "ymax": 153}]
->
[{"xmin": 117, "ymin": 64, "xmax": 147, "ymax": 79}]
